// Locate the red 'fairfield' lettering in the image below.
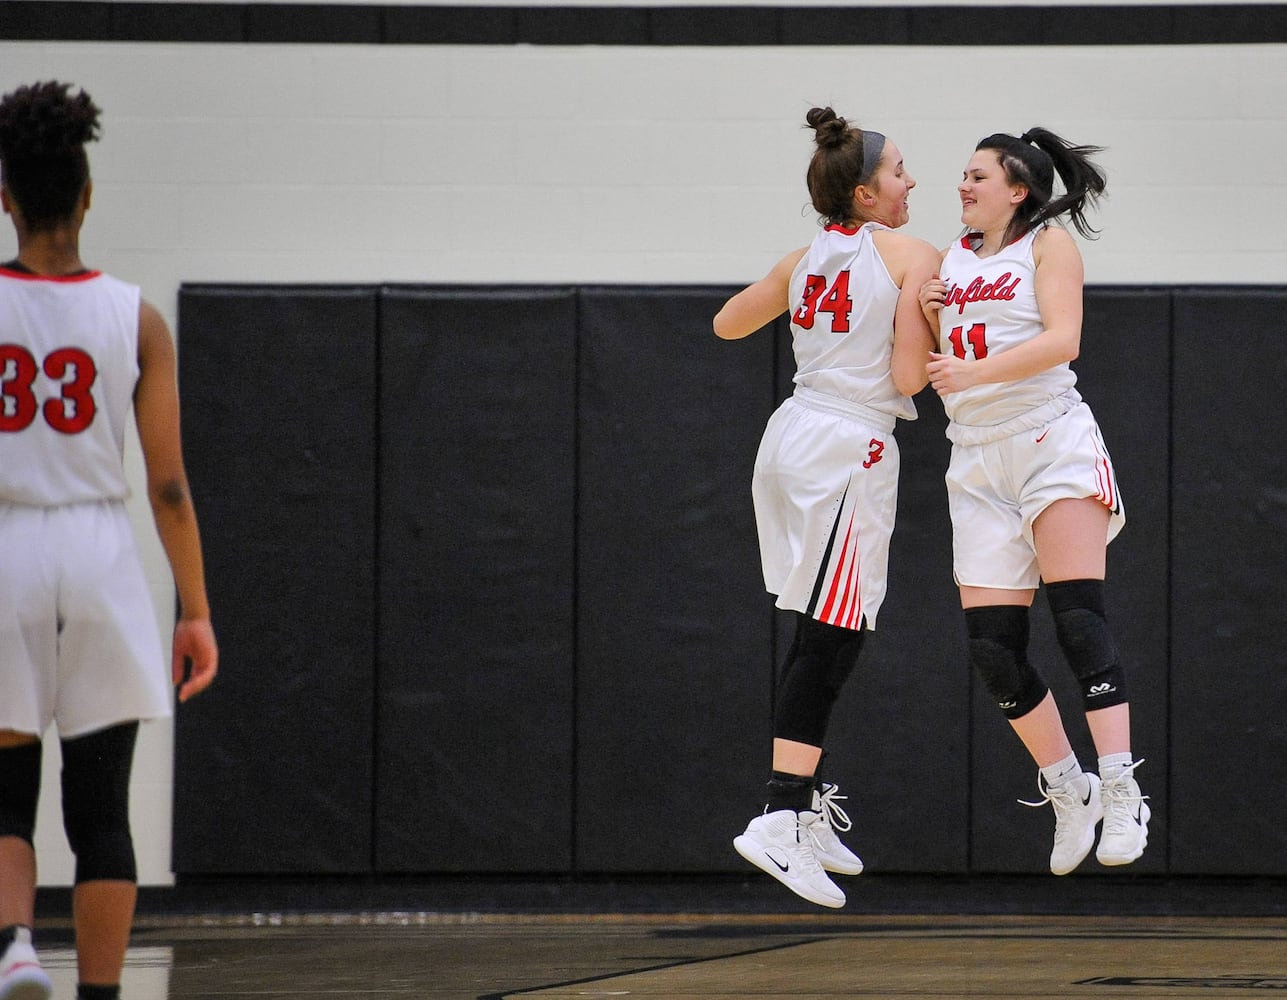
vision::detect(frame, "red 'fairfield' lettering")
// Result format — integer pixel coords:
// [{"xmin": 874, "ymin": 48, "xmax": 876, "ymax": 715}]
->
[{"xmin": 945, "ymin": 272, "xmax": 1021, "ymax": 314}]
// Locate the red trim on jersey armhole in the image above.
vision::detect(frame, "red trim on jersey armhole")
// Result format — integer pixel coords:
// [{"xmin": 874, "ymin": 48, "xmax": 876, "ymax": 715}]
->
[
  {"xmin": 0, "ymin": 266, "xmax": 102, "ymax": 282},
  {"xmin": 1007, "ymin": 223, "xmax": 1046, "ymax": 248}
]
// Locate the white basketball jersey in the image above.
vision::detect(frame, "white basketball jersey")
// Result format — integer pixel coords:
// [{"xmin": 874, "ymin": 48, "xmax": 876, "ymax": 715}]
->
[
  {"xmin": 937, "ymin": 227, "xmax": 1078, "ymax": 429},
  {"xmin": 0, "ymin": 266, "xmax": 140, "ymax": 505},
  {"xmin": 788, "ymin": 222, "xmax": 916, "ymax": 423}
]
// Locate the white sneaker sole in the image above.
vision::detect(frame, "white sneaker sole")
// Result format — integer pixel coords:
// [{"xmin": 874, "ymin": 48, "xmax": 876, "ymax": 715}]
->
[
  {"xmin": 733, "ymin": 834, "xmax": 845, "ymax": 909},
  {"xmin": 0, "ymin": 972, "xmax": 53, "ymax": 1000},
  {"xmin": 813, "ymin": 839, "xmax": 864, "ymax": 880},
  {"xmin": 1097, "ymin": 802, "xmax": 1151, "ymax": 866},
  {"xmin": 816, "ymin": 847, "xmax": 864, "ymax": 876}
]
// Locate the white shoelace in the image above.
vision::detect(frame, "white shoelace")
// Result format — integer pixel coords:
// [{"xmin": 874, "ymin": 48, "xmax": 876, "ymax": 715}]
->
[
  {"xmin": 1101, "ymin": 759, "xmax": 1148, "ymax": 833},
  {"xmin": 1019, "ymin": 776, "xmax": 1097, "ymax": 847},
  {"xmin": 790, "ymin": 816, "xmax": 828, "ymax": 874},
  {"xmin": 1019, "ymin": 774, "xmax": 1087, "ymax": 812},
  {"xmin": 1021, "ymin": 779, "xmax": 1093, "ymax": 859},
  {"xmin": 816, "ymin": 782, "xmax": 853, "ymax": 833}
]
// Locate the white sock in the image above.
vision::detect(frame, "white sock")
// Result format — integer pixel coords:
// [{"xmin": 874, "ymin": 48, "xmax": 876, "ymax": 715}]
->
[
  {"xmin": 1040, "ymin": 753, "xmax": 1083, "ymax": 788},
  {"xmin": 1099, "ymin": 752, "xmax": 1134, "ymax": 782}
]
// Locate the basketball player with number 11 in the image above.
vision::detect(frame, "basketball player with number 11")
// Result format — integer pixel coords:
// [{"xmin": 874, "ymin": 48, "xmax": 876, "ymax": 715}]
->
[{"xmin": 918, "ymin": 127, "xmax": 1150, "ymax": 877}]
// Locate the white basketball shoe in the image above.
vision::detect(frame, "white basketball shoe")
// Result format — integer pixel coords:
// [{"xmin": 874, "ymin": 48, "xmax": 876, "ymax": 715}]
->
[
  {"xmin": 1022, "ymin": 771, "xmax": 1103, "ymax": 876},
  {"xmin": 810, "ymin": 782, "xmax": 864, "ymax": 876},
  {"xmin": 1097, "ymin": 760, "xmax": 1150, "ymax": 866},
  {"xmin": 733, "ymin": 808, "xmax": 845, "ymax": 908},
  {"xmin": 0, "ymin": 927, "xmax": 52, "ymax": 1000}
]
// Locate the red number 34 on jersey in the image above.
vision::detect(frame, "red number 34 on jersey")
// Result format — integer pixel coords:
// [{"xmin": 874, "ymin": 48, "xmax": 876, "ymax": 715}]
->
[{"xmin": 792, "ymin": 271, "xmax": 854, "ymax": 333}]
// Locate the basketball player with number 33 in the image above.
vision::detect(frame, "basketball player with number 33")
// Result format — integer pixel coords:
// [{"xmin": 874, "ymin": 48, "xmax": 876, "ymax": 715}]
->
[{"xmin": 0, "ymin": 80, "xmax": 218, "ymax": 1000}]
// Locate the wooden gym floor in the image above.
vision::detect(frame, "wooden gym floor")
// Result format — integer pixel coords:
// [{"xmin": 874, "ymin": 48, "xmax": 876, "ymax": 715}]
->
[{"xmin": 29, "ymin": 876, "xmax": 1287, "ymax": 1000}]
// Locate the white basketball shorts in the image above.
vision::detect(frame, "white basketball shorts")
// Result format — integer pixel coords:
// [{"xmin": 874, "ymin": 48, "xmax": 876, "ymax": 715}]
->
[
  {"xmin": 753, "ymin": 393, "xmax": 899, "ymax": 631},
  {"xmin": 946, "ymin": 401, "xmax": 1126, "ymax": 590},
  {"xmin": 0, "ymin": 500, "xmax": 171, "ymax": 738}
]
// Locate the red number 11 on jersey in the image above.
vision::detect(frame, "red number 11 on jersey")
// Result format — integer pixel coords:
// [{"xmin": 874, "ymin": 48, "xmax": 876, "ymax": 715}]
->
[{"xmin": 948, "ymin": 323, "xmax": 988, "ymax": 360}]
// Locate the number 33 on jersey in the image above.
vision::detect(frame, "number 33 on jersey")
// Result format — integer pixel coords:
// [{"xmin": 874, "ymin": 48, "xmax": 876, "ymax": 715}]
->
[
  {"xmin": 0, "ymin": 266, "xmax": 140, "ymax": 505},
  {"xmin": 1, "ymin": 344, "xmax": 98, "ymax": 433}
]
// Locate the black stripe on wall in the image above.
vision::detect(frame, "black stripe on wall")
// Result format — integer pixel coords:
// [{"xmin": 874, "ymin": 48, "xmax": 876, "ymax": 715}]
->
[{"xmin": 3, "ymin": 2, "xmax": 1287, "ymax": 45}]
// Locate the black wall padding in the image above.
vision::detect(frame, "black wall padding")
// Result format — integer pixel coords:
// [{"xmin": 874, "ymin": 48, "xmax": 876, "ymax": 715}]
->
[
  {"xmin": 169, "ymin": 282, "xmax": 1287, "ymax": 880},
  {"xmin": 173, "ymin": 286, "xmax": 378, "ymax": 873},
  {"xmin": 10, "ymin": 3, "xmax": 1287, "ymax": 46},
  {"xmin": 968, "ymin": 289, "xmax": 1173, "ymax": 874},
  {"xmin": 374, "ymin": 287, "xmax": 578, "ymax": 872},
  {"xmin": 1170, "ymin": 288, "xmax": 1287, "ymax": 875},
  {"xmin": 575, "ymin": 287, "xmax": 775, "ymax": 871}
]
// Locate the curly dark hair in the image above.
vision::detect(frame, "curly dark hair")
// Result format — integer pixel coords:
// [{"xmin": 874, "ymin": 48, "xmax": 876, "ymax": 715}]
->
[{"xmin": 0, "ymin": 80, "xmax": 102, "ymax": 231}]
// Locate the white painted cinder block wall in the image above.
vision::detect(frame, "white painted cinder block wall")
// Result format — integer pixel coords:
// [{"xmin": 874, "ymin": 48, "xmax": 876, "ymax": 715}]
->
[{"xmin": 2, "ymin": 20, "xmax": 1284, "ymax": 886}]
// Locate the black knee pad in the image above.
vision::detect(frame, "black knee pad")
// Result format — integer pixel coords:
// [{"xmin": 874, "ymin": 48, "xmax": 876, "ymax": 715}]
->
[
  {"xmin": 965, "ymin": 605, "xmax": 1049, "ymax": 720},
  {"xmin": 773, "ymin": 613, "xmax": 865, "ymax": 747},
  {"xmin": 61, "ymin": 722, "xmax": 139, "ymax": 884},
  {"xmin": 0, "ymin": 741, "xmax": 43, "ymax": 846},
  {"xmin": 1046, "ymin": 579, "xmax": 1128, "ymax": 711}
]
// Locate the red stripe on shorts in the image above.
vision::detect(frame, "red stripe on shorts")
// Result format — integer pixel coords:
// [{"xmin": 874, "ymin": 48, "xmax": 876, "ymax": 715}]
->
[
  {"xmin": 1092, "ymin": 433, "xmax": 1117, "ymax": 510},
  {"xmin": 818, "ymin": 508, "xmax": 862, "ymax": 629}
]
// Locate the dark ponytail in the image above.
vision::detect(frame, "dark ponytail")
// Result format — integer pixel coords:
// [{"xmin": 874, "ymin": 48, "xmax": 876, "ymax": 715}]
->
[{"xmin": 978, "ymin": 127, "xmax": 1106, "ymax": 246}]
